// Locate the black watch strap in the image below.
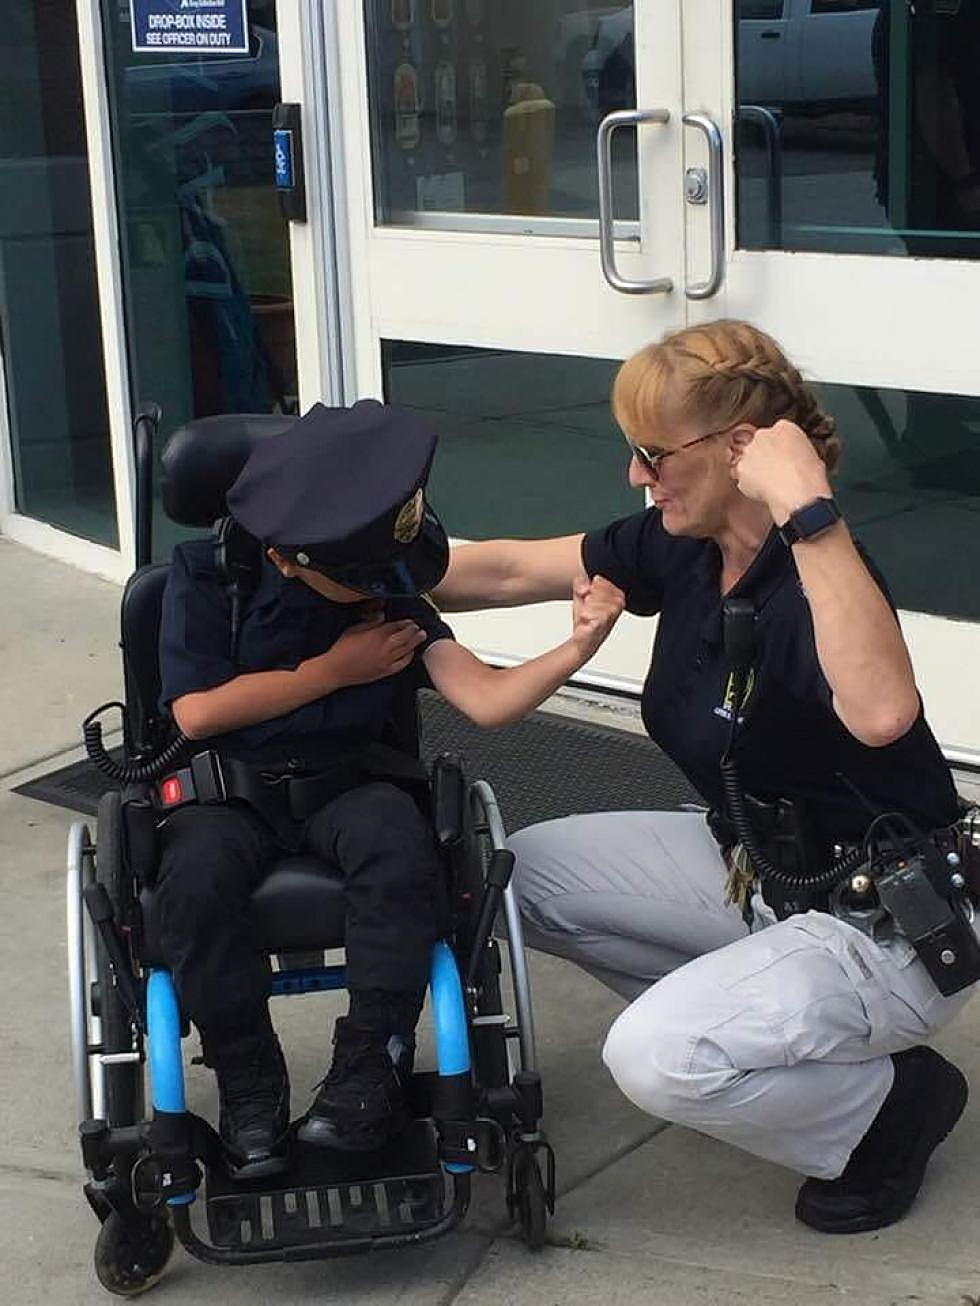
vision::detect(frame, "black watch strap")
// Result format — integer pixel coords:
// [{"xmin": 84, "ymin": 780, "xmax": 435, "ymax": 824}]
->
[{"xmin": 777, "ymin": 497, "xmax": 841, "ymax": 547}]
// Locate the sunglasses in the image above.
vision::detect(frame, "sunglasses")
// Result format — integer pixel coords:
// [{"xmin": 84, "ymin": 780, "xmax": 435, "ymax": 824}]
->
[{"xmin": 624, "ymin": 426, "xmax": 731, "ymax": 476}]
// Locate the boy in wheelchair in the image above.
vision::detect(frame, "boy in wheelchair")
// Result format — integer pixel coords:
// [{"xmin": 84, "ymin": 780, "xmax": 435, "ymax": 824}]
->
[{"xmin": 154, "ymin": 400, "xmax": 623, "ymax": 1181}]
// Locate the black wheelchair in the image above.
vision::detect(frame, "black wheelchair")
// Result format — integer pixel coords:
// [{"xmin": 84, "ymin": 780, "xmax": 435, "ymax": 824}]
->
[{"xmin": 66, "ymin": 411, "xmax": 555, "ymax": 1295}]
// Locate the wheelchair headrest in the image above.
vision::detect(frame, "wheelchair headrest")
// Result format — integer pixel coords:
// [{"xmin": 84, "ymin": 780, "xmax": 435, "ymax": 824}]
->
[{"xmin": 160, "ymin": 414, "xmax": 296, "ymax": 527}]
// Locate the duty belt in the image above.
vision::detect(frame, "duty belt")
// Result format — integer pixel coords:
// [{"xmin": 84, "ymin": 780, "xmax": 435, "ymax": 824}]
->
[{"xmin": 707, "ymin": 805, "xmax": 837, "ymax": 924}]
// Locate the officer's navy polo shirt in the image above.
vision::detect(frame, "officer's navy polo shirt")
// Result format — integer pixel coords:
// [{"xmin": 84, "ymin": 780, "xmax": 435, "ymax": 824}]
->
[
  {"xmin": 159, "ymin": 539, "xmax": 454, "ymax": 764},
  {"xmin": 583, "ymin": 510, "xmax": 959, "ymax": 846}
]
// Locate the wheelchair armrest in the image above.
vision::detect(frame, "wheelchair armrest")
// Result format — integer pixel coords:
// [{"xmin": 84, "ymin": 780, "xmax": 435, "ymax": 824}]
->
[{"xmin": 431, "ymin": 752, "xmax": 465, "ymax": 848}]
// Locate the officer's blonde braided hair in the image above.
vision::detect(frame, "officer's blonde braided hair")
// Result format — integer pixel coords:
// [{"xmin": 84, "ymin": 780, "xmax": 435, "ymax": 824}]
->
[{"xmin": 613, "ymin": 319, "xmax": 841, "ymax": 471}]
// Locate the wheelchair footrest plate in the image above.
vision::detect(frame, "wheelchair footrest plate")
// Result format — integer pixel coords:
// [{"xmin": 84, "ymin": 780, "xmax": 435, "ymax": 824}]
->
[{"xmin": 203, "ymin": 1119, "xmax": 450, "ymax": 1251}]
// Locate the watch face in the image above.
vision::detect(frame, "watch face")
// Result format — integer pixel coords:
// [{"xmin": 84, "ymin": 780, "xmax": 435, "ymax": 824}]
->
[{"xmin": 789, "ymin": 497, "xmax": 840, "ymax": 542}]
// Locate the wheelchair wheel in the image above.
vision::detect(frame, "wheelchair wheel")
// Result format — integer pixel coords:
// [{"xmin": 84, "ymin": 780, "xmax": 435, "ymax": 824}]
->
[
  {"xmin": 512, "ymin": 1149, "xmax": 547, "ymax": 1251},
  {"xmin": 93, "ymin": 1210, "xmax": 173, "ymax": 1297},
  {"xmin": 94, "ymin": 792, "xmax": 144, "ymax": 1127}
]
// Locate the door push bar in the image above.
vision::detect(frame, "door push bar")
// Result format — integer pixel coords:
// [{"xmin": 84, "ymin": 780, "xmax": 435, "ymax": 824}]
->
[
  {"xmin": 596, "ymin": 108, "xmax": 726, "ymax": 300},
  {"xmin": 682, "ymin": 112, "xmax": 725, "ymax": 300},
  {"xmin": 596, "ymin": 108, "xmax": 672, "ymax": 295}
]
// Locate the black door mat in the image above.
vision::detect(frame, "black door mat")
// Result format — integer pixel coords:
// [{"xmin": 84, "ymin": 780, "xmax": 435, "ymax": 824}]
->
[{"xmin": 12, "ymin": 693, "xmax": 699, "ymax": 831}]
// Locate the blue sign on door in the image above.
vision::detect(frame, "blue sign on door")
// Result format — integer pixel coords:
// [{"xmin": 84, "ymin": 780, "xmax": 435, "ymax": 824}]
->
[
  {"xmin": 130, "ymin": 0, "xmax": 249, "ymax": 55},
  {"xmin": 273, "ymin": 129, "xmax": 295, "ymax": 189}
]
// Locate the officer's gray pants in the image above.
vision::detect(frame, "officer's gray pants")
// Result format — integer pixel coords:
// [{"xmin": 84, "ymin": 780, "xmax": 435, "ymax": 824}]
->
[{"xmin": 508, "ymin": 811, "xmax": 973, "ymax": 1179}]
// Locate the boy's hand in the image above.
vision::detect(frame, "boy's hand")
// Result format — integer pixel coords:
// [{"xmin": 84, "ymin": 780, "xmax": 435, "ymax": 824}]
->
[
  {"xmin": 570, "ymin": 574, "xmax": 625, "ymax": 658},
  {"xmin": 302, "ymin": 611, "xmax": 426, "ymax": 690}
]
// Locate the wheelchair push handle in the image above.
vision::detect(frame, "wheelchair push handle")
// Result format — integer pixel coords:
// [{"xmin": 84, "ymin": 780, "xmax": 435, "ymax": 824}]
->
[
  {"xmin": 465, "ymin": 848, "xmax": 515, "ymax": 990},
  {"xmin": 133, "ymin": 402, "xmax": 161, "ymax": 570}
]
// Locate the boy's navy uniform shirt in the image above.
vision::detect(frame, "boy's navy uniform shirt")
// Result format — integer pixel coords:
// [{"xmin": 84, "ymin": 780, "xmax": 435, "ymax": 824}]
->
[
  {"xmin": 583, "ymin": 509, "xmax": 959, "ymax": 846},
  {"xmin": 159, "ymin": 539, "xmax": 454, "ymax": 765}
]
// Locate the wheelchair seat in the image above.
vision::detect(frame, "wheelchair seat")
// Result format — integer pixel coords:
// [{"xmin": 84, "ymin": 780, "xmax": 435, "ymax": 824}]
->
[{"xmin": 140, "ymin": 852, "xmax": 348, "ymax": 963}]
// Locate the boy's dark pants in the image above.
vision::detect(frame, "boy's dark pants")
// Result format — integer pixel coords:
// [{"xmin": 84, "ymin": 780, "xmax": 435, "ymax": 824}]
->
[{"xmin": 151, "ymin": 781, "xmax": 439, "ymax": 1038}]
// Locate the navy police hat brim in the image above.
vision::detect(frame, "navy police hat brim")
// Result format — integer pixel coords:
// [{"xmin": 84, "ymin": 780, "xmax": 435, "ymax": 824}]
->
[
  {"xmin": 284, "ymin": 502, "xmax": 449, "ymax": 598},
  {"xmin": 226, "ymin": 400, "xmax": 449, "ymax": 597}
]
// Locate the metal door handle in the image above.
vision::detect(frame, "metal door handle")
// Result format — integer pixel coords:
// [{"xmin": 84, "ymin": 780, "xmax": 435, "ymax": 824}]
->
[
  {"xmin": 596, "ymin": 108, "xmax": 672, "ymax": 295},
  {"xmin": 682, "ymin": 112, "xmax": 725, "ymax": 300},
  {"xmin": 760, "ymin": 29, "xmax": 782, "ymax": 38}
]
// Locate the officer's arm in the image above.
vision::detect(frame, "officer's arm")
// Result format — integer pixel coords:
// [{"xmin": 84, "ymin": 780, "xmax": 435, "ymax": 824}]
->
[
  {"xmin": 422, "ymin": 575, "xmax": 624, "ymax": 727},
  {"xmin": 430, "ymin": 535, "xmax": 585, "ymax": 611},
  {"xmin": 790, "ymin": 526, "xmax": 920, "ymax": 747},
  {"xmin": 734, "ymin": 421, "xmax": 919, "ymax": 747}
]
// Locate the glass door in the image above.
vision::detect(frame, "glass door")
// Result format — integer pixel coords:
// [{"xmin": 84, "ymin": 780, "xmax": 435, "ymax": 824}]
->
[
  {"xmin": 681, "ymin": 0, "xmax": 980, "ymax": 755},
  {"xmin": 100, "ymin": 0, "xmax": 300, "ymax": 560},
  {"xmin": 337, "ymin": 0, "xmax": 692, "ymax": 689},
  {"xmin": 0, "ymin": 2, "xmax": 116, "ymax": 549}
]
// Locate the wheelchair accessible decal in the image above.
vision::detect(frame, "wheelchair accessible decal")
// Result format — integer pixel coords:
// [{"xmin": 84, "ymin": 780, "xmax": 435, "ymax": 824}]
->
[
  {"xmin": 714, "ymin": 668, "xmax": 756, "ymax": 723},
  {"xmin": 130, "ymin": 0, "xmax": 248, "ymax": 54}
]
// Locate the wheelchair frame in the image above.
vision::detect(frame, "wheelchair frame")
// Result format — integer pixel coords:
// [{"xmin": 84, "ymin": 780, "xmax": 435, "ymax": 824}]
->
[
  {"xmin": 67, "ymin": 775, "xmax": 555, "ymax": 1292},
  {"xmin": 65, "ymin": 407, "xmax": 556, "ymax": 1295}
]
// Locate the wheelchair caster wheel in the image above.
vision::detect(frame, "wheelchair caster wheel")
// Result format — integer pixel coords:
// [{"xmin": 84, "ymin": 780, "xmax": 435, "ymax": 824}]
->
[
  {"xmin": 93, "ymin": 1210, "xmax": 173, "ymax": 1297},
  {"xmin": 513, "ymin": 1151, "xmax": 547, "ymax": 1251}
]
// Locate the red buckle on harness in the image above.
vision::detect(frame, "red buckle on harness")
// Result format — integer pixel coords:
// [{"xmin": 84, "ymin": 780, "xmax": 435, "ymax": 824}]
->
[
  {"xmin": 160, "ymin": 776, "xmax": 183, "ymax": 807},
  {"xmin": 157, "ymin": 763, "xmax": 196, "ymax": 810},
  {"xmin": 156, "ymin": 754, "xmax": 226, "ymax": 811}
]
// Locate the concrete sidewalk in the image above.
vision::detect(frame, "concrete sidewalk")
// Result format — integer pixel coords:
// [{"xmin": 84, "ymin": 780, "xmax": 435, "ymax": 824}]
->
[{"xmin": 2, "ymin": 535, "xmax": 980, "ymax": 1306}]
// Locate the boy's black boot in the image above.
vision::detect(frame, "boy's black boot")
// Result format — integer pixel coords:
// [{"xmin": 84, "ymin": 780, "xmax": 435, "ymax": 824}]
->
[
  {"xmin": 298, "ymin": 990, "xmax": 420, "ymax": 1152},
  {"xmin": 795, "ymin": 1045, "xmax": 968, "ymax": 1234},
  {"xmin": 205, "ymin": 1015, "xmax": 291, "ymax": 1181}
]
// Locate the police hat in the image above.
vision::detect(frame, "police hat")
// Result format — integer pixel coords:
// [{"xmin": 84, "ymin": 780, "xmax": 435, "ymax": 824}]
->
[{"xmin": 226, "ymin": 400, "xmax": 449, "ymax": 598}]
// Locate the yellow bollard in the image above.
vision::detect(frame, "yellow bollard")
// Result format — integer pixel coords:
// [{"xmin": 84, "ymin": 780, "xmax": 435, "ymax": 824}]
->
[{"xmin": 502, "ymin": 83, "xmax": 555, "ymax": 217}]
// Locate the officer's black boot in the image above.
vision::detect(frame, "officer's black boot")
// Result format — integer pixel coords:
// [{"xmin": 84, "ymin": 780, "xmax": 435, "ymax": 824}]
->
[
  {"xmin": 297, "ymin": 990, "xmax": 421, "ymax": 1152},
  {"xmin": 795, "ymin": 1045, "xmax": 968, "ymax": 1233},
  {"xmin": 205, "ymin": 1012, "xmax": 291, "ymax": 1181}
]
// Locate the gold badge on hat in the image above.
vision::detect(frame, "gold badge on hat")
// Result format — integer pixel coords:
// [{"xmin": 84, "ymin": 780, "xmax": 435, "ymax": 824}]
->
[{"xmin": 393, "ymin": 489, "xmax": 424, "ymax": 543}]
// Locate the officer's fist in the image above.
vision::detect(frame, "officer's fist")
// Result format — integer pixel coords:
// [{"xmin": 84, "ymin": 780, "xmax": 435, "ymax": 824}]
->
[{"xmin": 731, "ymin": 419, "xmax": 831, "ymax": 524}]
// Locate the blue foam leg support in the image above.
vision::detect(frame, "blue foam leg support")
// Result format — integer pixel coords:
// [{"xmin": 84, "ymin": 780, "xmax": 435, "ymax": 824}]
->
[
  {"xmin": 146, "ymin": 970, "xmax": 195, "ymax": 1206},
  {"xmin": 146, "ymin": 969, "xmax": 186, "ymax": 1114},
  {"xmin": 430, "ymin": 941, "xmax": 470, "ymax": 1077},
  {"xmin": 430, "ymin": 941, "xmax": 474, "ymax": 1174}
]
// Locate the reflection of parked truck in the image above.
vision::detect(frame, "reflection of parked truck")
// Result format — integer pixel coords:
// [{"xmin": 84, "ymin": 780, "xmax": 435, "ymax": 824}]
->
[
  {"xmin": 581, "ymin": 1, "xmax": 880, "ymax": 120},
  {"xmin": 739, "ymin": 0, "xmax": 879, "ymax": 109}
]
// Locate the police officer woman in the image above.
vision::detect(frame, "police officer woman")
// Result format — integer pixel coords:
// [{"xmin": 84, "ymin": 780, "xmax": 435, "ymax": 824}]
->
[
  {"xmin": 433, "ymin": 319, "xmax": 973, "ymax": 1233},
  {"xmin": 156, "ymin": 402, "xmax": 624, "ymax": 1179}
]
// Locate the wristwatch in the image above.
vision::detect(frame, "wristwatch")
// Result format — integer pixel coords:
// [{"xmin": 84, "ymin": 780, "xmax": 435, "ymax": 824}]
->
[{"xmin": 777, "ymin": 496, "xmax": 842, "ymax": 547}]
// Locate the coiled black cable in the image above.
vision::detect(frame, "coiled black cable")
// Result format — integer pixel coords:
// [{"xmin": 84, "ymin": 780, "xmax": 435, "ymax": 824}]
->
[
  {"xmin": 720, "ymin": 667, "xmax": 866, "ymax": 894},
  {"xmin": 83, "ymin": 702, "xmax": 189, "ymax": 785}
]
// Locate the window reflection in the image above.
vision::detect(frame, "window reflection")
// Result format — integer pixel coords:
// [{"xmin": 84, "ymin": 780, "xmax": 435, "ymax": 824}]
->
[
  {"xmin": 382, "ymin": 341, "xmax": 636, "ymax": 535},
  {"xmin": 366, "ymin": 2, "xmax": 638, "ymax": 223},
  {"xmin": 736, "ymin": 0, "xmax": 980, "ymax": 259}
]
